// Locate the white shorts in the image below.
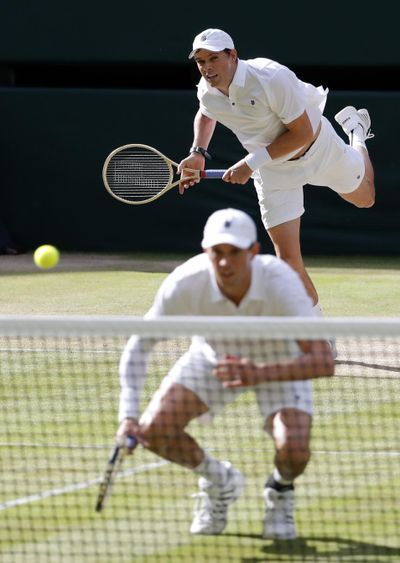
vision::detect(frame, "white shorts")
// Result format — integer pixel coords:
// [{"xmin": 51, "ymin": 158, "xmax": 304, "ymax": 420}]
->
[
  {"xmin": 253, "ymin": 116, "xmax": 365, "ymax": 229},
  {"xmin": 157, "ymin": 346, "xmax": 313, "ymax": 420}
]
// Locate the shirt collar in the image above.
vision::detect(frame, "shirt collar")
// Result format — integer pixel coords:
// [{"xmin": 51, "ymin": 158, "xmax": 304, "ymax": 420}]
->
[
  {"xmin": 200, "ymin": 59, "xmax": 247, "ymax": 96},
  {"xmin": 208, "ymin": 256, "xmax": 264, "ymax": 304},
  {"xmin": 230, "ymin": 59, "xmax": 247, "ymax": 88}
]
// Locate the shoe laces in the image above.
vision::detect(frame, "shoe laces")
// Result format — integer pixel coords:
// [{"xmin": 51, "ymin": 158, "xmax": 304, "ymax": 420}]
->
[
  {"xmin": 192, "ymin": 488, "xmax": 230, "ymax": 521},
  {"xmin": 358, "ymin": 113, "xmax": 375, "ymax": 140}
]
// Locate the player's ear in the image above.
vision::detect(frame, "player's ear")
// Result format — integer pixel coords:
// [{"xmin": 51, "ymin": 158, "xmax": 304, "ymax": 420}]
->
[{"xmin": 250, "ymin": 242, "xmax": 261, "ymax": 257}]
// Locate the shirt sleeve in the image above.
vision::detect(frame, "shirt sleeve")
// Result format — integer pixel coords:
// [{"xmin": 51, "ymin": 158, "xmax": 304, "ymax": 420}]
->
[
  {"xmin": 267, "ymin": 259, "xmax": 314, "ymax": 317},
  {"xmin": 118, "ymin": 270, "xmax": 190, "ymax": 421},
  {"xmin": 266, "ymin": 68, "xmax": 306, "ymax": 125},
  {"xmin": 118, "ymin": 334, "xmax": 157, "ymax": 421}
]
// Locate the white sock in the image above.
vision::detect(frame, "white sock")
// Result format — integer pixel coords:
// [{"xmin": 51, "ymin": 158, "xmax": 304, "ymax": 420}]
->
[
  {"xmin": 351, "ymin": 125, "xmax": 367, "ymax": 149},
  {"xmin": 312, "ymin": 302, "xmax": 324, "ymax": 317},
  {"xmin": 273, "ymin": 467, "xmax": 293, "ymax": 486},
  {"xmin": 193, "ymin": 453, "xmax": 229, "ymax": 486}
]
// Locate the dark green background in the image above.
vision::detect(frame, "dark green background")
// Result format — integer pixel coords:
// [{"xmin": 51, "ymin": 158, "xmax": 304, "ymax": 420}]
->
[{"xmin": 0, "ymin": 1, "xmax": 398, "ymax": 254}]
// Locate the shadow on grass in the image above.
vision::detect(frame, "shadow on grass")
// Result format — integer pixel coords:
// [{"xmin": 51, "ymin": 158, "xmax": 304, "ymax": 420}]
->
[{"xmin": 223, "ymin": 533, "xmax": 400, "ymax": 561}]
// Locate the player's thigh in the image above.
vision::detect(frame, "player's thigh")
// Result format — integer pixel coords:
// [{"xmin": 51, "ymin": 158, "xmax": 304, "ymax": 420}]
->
[
  {"xmin": 254, "ymin": 180, "xmax": 305, "ymax": 231},
  {"xmin": 139, "ymin": 380, "xmax": 208, "ymax": 431},
  {"xmin": 310, "ymin": 120, "xmax": 365, "ymax": 194},
  {"xmin": 267, "ymin": 217, "xmax": 302, "ymax": 260},
  {"xmin": 256, "ymin": 380, "xmax": 313, "ymax": 438},
  {"xmin": 144, "ymin": 348, "xmax": 245, "ymax": 422}
]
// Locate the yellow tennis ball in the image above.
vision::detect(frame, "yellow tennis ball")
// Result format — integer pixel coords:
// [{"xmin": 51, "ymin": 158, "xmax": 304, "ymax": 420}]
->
[{"xmin": 33, "ymin": 245, "xmax": 60, "ymax": 270}]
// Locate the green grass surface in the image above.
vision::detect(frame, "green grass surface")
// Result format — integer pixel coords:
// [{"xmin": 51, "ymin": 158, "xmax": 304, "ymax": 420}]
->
[
  {"xmin": 1, "ymin": 253, "xmax": 400, "ymax": 316},
  {"xmin": 1, "ymin": 253, "xmax": 400, "ymax": 562}
]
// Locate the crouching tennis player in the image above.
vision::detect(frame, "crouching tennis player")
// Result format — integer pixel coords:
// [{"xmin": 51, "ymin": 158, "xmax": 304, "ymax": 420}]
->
[{"xmin": 116, "ymin": 208, "xmax": 334, "ymax": 539}]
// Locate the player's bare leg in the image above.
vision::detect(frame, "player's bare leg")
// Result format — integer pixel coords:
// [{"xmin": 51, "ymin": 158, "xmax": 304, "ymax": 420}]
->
[
  {"xmin": 262, "ymin": 408, "xmax": 312, "ymax": 539},
  {"xmin": 139, "ymin": 382, "xmax": 244, "ymax": 535},
  {"xmin": 335, "ymin": 106, "xmax": 375, "ymax": 208},
  {"xmin": 138, "ymin": 382, "xmax": 208, "ymax": 468},
  {"xmin": 267, "ymin": 217, "xmax": 319, "ymax": 305},
  {"xmin": 266, "ymin": 408, "xmax": 312, "ymax": 481}
]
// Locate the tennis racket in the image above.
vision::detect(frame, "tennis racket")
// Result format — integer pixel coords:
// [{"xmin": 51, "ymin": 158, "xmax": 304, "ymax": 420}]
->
[
  {"xmin": 95, "ymin": 435, "xmax": 137, "ymax": 512},
  {"xmin": 102, "ymin": 144, "xmax": 225, "ymax": 205}
]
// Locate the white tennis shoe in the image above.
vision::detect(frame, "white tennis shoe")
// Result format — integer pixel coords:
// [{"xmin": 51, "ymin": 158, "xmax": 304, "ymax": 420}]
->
[
  {"xmin": 190, "ymin": 461, "xmax": 245, "ymax": 535},
  {"xmin": 262, "ymin": 487, "xmax": 297, "ymax": 540},
  {"xmin": 334, "ymin": 106, "xmax": 375, "ymax": 142}
]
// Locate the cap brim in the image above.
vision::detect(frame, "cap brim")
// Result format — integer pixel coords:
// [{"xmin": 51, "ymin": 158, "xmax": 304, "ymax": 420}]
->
[
  {"xmin": 201, "ymin": 234, "xmax": 252, "ymax": 249},
  {"xmin": 188, "ymin": 45, "xmax": 225, "ymax": 59}
]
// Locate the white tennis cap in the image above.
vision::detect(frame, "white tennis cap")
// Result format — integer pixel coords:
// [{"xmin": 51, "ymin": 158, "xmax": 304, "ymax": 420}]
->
[
  {"xmin": 189, "ymin": 28, "xmax": 235, "ymax": 59},
  {"xmin": 201, "ymin": 208, "xmax": 257, "ymax": 249}
]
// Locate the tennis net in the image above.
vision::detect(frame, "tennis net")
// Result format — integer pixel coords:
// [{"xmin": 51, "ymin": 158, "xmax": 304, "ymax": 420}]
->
[{"xmin": 0, "ymin": 315, "xmax": 399, "ymax": 562}]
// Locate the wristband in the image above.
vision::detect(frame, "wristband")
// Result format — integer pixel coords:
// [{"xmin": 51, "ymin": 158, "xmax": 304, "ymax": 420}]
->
[
  {"xmin": 244, "ymin": 147, "xmax": 272, "ymax": 171},
  {"xmin": 190, "ymin": 146, "xmax": 212, "ymax": 160}
]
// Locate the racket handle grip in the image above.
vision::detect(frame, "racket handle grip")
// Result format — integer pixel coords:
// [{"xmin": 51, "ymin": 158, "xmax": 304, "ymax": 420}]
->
[
  {"xmin": 126, "ymin": 436, "xmax": 138, "ymax": 449},
  {"xmin": 201, "ymin": 169, "xmax": 225, "ymax": 179}
]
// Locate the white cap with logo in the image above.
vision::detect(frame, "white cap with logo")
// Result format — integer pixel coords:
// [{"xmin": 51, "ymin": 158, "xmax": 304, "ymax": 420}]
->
[
  {"xmin": 188, "ymin": 28, "xmax": 235, "ymax": 59},
  {"xmin": 201, "ymin": 208, "xmax": 257, "ymax": 249}
]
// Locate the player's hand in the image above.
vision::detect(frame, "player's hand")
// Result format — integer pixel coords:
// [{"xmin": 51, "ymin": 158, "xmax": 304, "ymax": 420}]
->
[
  {"xmin": 213, "ymin": 355, "xmax": 261, "ymax": 387},
  {"xmin": 177, "ymin": 153, "xmax": 204, "ymax": 194},
  {"xmin": 116, "ymin": 417, "xmax": 142, "ymax": 454},
  {"xmin": 222, "ymin": 159, "xmax": 252, "ymax": 185}
]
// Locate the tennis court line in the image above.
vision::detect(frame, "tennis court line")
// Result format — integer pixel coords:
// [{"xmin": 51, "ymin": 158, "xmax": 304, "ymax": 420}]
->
[{"xmin": 0, "ymin": 459, "xmax": 169, "ymax": 511}]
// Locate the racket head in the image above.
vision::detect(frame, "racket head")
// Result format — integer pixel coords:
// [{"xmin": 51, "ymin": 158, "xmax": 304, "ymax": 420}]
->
[{"xmin": 102, "ymin": 144, "xmax": 178, "ymax": 205}]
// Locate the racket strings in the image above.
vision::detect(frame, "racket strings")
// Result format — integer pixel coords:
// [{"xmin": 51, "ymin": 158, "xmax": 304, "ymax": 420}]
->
[{"xmin": 106, "ymin": 148, "xmax": 173, "ymax": 202}]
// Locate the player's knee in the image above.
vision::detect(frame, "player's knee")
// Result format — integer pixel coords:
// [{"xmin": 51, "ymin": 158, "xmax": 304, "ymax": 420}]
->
[
  {"xmin": 277, "ymin": 441, "xmax": 311, "ymax": 470},
  {"xmin": 359, "ymin": 194, "xmax": 375, "ymax": 208},
  {"xmin": 352, "ymin": 197, "xmax": 375, "ymax": 209},
  {"xmin": 346, "ymin": 179, "xmax": 375, "ymax": 208},
  {"xmin": 138, "ymin": 421, "xmax": 167, "ymax": 449}
]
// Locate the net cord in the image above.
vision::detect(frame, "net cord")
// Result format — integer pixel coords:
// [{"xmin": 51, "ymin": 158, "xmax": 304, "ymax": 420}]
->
[{"xmin": 0, "ymin": 314, "xmax": 399, "ymax": 339}]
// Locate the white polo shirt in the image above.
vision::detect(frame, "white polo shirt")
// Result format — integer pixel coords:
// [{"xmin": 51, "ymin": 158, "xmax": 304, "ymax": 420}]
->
[
  {"xmin": 197, "ymin": 58, "xmax": 328, "ymax": 161},
  {"xmin": 147, "ymin": 252, "xmax": 313, "ymax": 318},
  {"xmin": 118, "ymin": 253, "xmax": 314, "ymax": 421}
]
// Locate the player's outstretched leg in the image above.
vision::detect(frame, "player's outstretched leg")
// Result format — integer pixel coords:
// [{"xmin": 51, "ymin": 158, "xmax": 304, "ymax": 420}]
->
[
  {"xmin": 190, "ymin": 461, "xmax": 245, "ymax": 535},
  {"xmin": 262, "ymin": 475, "xmax": 296, "ymax": 540},
  {"xmin": 334, "ymin": 106, "xmax": 375, "ymax": 208}
]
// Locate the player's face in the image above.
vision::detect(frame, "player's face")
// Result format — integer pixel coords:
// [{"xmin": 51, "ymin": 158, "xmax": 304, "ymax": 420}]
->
[
  {"xmin": 206, "ymin": 243, "xmax": 259, "ymax": 305},
  {"xmin": 194, "ymin": 49, "xmax": 238, "ymax": 92}
]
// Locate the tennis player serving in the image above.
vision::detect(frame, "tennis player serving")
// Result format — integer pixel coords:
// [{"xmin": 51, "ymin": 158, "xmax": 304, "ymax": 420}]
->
[
  {"xmin": 178, "ymin": 29, "xmax": 375, "ymax": 315},
  {"xmin": 116, "ymin": 208, "xmax": 334, "ymax": 539}
]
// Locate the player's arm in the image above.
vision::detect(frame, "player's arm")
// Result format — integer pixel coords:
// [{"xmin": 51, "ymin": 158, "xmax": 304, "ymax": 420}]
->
[
  {"xmin": 117, "ymin": 334, "xmax": 157, "ymax": 444},
  {"xmin": 214, "ymin": 339, "xmax": 334, "ymax": 388},
  {"xmin": 222, "ymin": 111, "xmax": 315, "ymax": 185},
  {"xmin": 116, "ymin": 416, "xmax": 149, "ymax": 453},
  {"xmin": 178, "ymin": 110, "xmax": 216, "ymax": 193},
  {"xmin": 263, "ymin": 110, "xmax": 314, "ymax": 160}
]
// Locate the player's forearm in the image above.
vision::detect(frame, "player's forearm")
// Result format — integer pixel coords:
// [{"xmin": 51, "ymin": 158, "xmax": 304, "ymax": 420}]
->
[
  {"xmin": 266, "ymin": 127, "xmax": 313, "ymax": 160},
  {"xmin": 258, "ymin": 351, "xmax": 335, "ymax": 382},
  {"xmin": 192, "ymin": 110, "xmax": 216, "ymax": 149},
  {"xmin": 245, "ymin": 111, "xmax": 315, "ymax": 170},
  {"xmin": 215, "ymin": 344, "xmax": 334, "ymax": 388}
]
